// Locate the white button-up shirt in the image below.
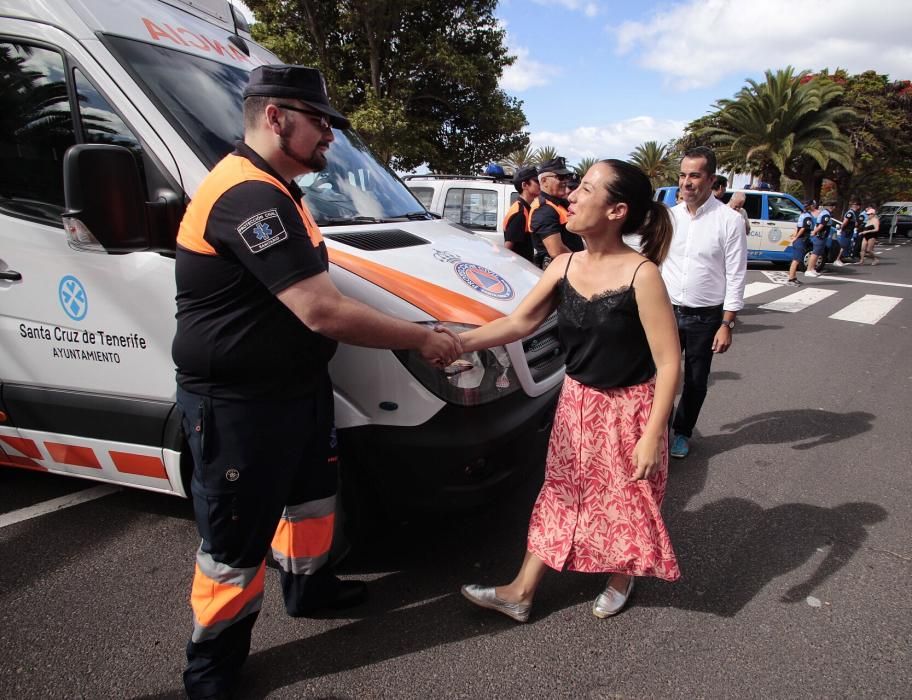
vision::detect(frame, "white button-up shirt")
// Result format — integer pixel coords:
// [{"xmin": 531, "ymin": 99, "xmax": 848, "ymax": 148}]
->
[{"xmin": 661, "ymin": 195, "xmax": 748, "ymax": 312}]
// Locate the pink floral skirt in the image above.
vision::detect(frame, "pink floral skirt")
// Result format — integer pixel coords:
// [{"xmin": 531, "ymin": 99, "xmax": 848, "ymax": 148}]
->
[{"xmin": 527, "ymin": 375, "xmax": 680, "ymax": 581}]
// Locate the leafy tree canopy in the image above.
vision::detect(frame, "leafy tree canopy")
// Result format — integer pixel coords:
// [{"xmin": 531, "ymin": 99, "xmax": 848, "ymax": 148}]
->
[
  {"xmin": 688, "ymin": 67, "xmax": 855, "ymax": 194},
  {"xmin": 246, "ymin": 0, "xmax": 529, "ymax": 173}
]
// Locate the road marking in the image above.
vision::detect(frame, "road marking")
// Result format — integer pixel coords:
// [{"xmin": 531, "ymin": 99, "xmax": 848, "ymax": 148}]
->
[
  {"xmin": 0, "ymin": 485, "xmax": 119, "ymax": 529},
  {"xmin": 744, "ymin": 282, "xmax": 781, "ymax": 298},
  {"xmin": 802, "ymin": 276, "xmax": 912, "ymax": 289},
  {"xmin": 829, "ymin": 294, "xmax": 902, "ymax": 324},
  {"xmin": 761, "ymin": 271, "xmax": 790, "ymax": 284},
  {"xmin": 760, "ymin": 288, "xmax": 837, "ymax": 313}
]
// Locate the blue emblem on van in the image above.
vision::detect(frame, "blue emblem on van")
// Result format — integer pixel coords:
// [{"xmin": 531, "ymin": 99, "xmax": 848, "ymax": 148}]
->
[
  {"xmin": 454, "ymin": 262, "xmax": 514, "ymax": 300},
  {"xmin": 59, "ymin": 275, "xmax": 88, "ymax": 321}
]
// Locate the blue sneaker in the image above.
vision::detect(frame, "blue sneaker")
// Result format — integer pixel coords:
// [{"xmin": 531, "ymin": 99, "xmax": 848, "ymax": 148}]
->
[{"xmin": 670, "ymin": 434, "xmax": 690, "ymax": 459}]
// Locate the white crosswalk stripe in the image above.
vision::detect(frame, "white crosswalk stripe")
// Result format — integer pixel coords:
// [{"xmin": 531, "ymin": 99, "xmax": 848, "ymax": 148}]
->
[
  {"xmin": 759, "ymin": 288, "xmax": 837, "ymax": 313},
  {"xmin": 828, "ymin": 294, "xmax": 902, "ymax": 324},
  {"xmin": 743, "ymin": 282, "xmax": 780, "ymax": 299}
]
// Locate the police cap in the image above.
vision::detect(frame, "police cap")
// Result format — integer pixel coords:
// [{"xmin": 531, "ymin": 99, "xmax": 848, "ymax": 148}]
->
[
  {"xmin": 537, "ymin": 157, "xmax": 571, "ymax": 176},
  {"xmin": 512, "ymin": 165, "xmax": 539, "ymax": 186},
  {"xmin": 243, "ymin": 64, "xmax": 350, "ymax": 129}
]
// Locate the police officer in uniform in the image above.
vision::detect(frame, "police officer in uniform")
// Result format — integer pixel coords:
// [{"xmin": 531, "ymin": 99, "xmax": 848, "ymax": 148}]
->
[
  {"xmin": 804, "ymin": 201, "xmax": 831, "ymax": 278},
  {"xmin": 530, "ymin": 157, "xmax": 584, "ymax": 268},
  {"xmin": 501, "ymin": 165, "xmax": 539, "ymax": 263},
  {"xmin": 172, "ymin": 65, "xmax": 461, "ymax": 700},
  {"xmin": 834, "ymin": 199, "xmax": 861, "ymax": 266},
  {"xmin": 787, "ymin": 202, "xmax": 815, "ymax": 286}
]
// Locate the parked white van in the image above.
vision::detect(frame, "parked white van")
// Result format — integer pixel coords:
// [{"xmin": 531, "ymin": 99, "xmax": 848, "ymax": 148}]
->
[
  {"xmin": 403, "ymin": 174, "xmax": 519, "ymax": 246},
  {"xmin": 0, "ymin": 0, "xmax": 564, "ymax": 511}
]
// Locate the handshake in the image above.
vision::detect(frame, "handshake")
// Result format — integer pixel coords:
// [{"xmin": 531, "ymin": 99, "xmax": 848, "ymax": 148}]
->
[{"xmin": 421, "ymin": 324, "xmax": 465, "ymax": 368}]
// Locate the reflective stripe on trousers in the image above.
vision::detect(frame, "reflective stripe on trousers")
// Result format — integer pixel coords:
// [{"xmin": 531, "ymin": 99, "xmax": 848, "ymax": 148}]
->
[
  {"xmin": 270, "ymin": 494, "xmax": 336, "ymax": 576},
  {"xmin": 191, "ymin": 549, "xmax": 265, "ymax": 643}
]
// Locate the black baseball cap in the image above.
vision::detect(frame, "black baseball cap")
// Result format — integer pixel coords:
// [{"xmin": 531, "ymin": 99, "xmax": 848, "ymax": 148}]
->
[
  {"xmin": 537, "ymin": 157, "xmax": 571, "ymax": 176},
  {"xmin": 512, "ymin": 165, "xmax": 539, "ymax": 185},
  {"xmin": 243, "ymin": 65, "xmax": 350, "ymax": 129}
]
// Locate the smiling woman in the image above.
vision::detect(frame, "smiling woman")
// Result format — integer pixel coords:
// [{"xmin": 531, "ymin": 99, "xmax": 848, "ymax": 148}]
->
[{"xmin": 459, "ymin": 159, "xmax": 682, "ymax": 622}]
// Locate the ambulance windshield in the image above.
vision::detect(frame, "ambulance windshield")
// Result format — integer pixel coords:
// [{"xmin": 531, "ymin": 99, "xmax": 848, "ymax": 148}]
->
[{"xmin": 103, "ymin": 36, "xmax": 430, "ymax": 224}]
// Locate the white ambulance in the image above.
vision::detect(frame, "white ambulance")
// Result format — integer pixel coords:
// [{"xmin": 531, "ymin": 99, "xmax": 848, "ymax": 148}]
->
[{"xmin": 0, "ymin": 0, "xmax": 564, "ymax": 509}]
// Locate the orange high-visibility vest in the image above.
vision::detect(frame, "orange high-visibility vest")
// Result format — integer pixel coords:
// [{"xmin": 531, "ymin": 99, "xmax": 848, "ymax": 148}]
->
[
  {"xmin": 177, "ymin": 153, "xmax": 324, "ymax": 255},
  {"xmin": 529, "ymin": 194, "xmax": 569, "ymax": 225},
  {"xmin": 502, "ymin": 198, "xmax": 532, "ymax": 234}
]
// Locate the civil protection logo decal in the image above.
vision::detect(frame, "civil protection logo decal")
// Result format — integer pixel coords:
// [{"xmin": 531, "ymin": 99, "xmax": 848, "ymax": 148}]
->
[
  {"xmin": 59, "ymin": 275, "xmax": 88, "ymax": 321},
  {"xmin": 453, "ymin": 262, "xmax": 514, "ymax": 300}
]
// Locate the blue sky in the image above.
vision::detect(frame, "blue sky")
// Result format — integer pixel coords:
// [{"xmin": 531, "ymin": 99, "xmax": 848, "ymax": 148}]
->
[{"xmin": 497, "ymin": 0, "xmax": 912, "ymax": 168}]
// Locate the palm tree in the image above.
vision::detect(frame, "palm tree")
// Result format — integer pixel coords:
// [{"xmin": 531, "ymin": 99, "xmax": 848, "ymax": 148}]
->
[
  {"xmin": 698, "ymin": 67, "xmax": 855, "ymax": 194},
  {"xmin": 533, "ymin": 145, "xmax": 559, "ymax": 164},
  {"xmin": 573, "ymin": 156, "xmax": 599, "ymax": 178},
  {"xmin": 501, "ymin": 145, "xmax": 539, "ymax": 169},
  {"xmin": 629, "ymin": 141, "xmax": 674, "ymax": 188}
]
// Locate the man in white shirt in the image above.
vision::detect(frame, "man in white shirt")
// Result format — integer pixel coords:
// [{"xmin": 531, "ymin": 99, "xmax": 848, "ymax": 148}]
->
[{"xmin": 662, "ymin": 147, "xmax": 747, "ymax": 459}]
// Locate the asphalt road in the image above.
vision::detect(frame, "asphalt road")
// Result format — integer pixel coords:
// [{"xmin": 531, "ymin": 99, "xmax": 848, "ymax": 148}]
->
[{"xmin": 2, "ymin": 240, "xmax": 911, "ymax": 699}]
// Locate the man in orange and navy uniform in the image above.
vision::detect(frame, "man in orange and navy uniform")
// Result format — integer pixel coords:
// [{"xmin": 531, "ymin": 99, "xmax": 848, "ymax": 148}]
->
[
  {"xmin": 172, "ymin": 65, "xmax": 460, "ymax": 700},
  {"xmin": 530, "ymin": 157, "xmax": 584, "ymax": 268},
  {"xmin": 501, "ymin": 165, "xmax": 539, "ymax": 263}
]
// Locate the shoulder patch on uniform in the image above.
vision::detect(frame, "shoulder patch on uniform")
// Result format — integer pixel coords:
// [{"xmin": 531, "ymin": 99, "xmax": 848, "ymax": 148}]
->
[{"xmin": 237, "ymin": 208, "xmax": 288, "ymax": 253}]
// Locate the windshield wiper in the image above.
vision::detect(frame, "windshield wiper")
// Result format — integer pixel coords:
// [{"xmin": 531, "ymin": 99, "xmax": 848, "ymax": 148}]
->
[
  {"xmin": 394, "ymin": 210, "xmax": 434, "ymax": 220},
  {"xmin": 320, "ymin": 215, "xmax": 385, "ymax": 226}
]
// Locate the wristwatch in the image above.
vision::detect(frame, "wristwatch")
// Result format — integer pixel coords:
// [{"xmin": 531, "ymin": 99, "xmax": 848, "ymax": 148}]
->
[{"xmin": 720, "ymin": 319, "xmax": 735, "ymax": 329}]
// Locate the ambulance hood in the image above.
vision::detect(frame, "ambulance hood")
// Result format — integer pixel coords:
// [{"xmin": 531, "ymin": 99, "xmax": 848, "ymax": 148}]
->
[{"xmin": 325, "ymin": 220, "xmax": 541, "ymax": 326}]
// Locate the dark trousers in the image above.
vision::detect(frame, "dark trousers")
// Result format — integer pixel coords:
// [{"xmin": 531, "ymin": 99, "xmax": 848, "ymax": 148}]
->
[
  {"xmin": 672, "ymin": 306, "xmax": 723, "ymax": 438},
  {"xmin": 177, "ymin": 376, "xmax": 338, "ymax": 699}
]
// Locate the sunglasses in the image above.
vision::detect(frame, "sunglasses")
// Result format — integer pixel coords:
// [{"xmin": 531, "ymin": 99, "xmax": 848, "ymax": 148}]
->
[{"xmin": 274, "ymin": 104, "xmax": 332, "ymax": 131}]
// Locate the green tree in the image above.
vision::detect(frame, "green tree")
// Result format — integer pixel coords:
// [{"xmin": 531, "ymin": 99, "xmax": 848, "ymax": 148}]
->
[
  {"xmin": 819, "ymin": 71, "xmax": 912, "ymax": 208},
  {"xmin": 693, "ymin": 67, "xmax": 855, "ymax": 196},
  {"xmin": 501, "ymin": 145, "xmax": 539, "ymax": 169},
  {"xmin": 628, "ymin": 140, "xmax": 675, "ymax": 188},
  {"xmin": 247, "ymin": 0, "xmax": 529, "ymax": 173},
  {"xmin": 533, "ymin": 145, "xmax": 559, "ymax": 164},
  {"xmin": 573, "ymin": 156, "xmax": 598, "ymax": 178}
]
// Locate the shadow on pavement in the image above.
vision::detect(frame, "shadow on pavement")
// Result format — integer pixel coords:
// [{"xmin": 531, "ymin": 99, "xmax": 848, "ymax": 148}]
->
[
  {"xmin": 653, "ymin": 407, "xmax": 885, "ymax": 617},
  {"xmin": 131, "ymin": 408, "xmax": 885, "ymax": 698}
]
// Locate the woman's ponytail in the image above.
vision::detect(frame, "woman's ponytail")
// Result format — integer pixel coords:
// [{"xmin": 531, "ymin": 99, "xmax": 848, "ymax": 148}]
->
[{"xmin": 638, "ymin": 199, "xmax": 673, "ymax": 266}]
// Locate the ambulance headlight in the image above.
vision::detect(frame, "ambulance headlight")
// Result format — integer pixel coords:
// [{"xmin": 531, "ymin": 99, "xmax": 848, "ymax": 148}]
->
[{"xmin": 394, "ymin": 323, "xmax": 521, "ymax": 406}]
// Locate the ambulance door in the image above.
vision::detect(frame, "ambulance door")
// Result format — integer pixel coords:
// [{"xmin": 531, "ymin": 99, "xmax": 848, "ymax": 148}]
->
[
  {"xmin": 764, "ymin": 193, "xmax": 803, "ymax": 262},
  {"xmin": 0, "ymin": 25, "xmax": 183, "ymax": 491}
]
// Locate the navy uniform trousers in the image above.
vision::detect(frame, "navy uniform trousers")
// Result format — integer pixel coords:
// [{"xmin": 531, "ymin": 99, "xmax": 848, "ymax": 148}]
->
[{"xmin": 176, "ymin": 373, "xmax": 338, "ymax": 698}]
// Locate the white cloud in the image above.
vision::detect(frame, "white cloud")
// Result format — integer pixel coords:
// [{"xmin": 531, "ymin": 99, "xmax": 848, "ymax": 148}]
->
[
  {"xmin": 501, "ymin": 45, "xmax": 561, "ymax": 91},
  {"xmin": 532, "ymin": 0, "xmax": 600, "ymax": 15},
  {"xmin": 614, "ymin": 0, "xmax": 912, "ymax": 90},
  {"xmin": 531, "ymin": 116, "xmax": 687, "ymax": 164}
]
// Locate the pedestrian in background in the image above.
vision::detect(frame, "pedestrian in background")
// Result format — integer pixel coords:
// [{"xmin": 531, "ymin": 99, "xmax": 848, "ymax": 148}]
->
[
  {"xmin": 728, "ymin": 191, "xmax": 752, "ymax": 235},
  {"xmin": 833, "ymin": 200, "xmax": 861, "ymax": 267},
  {"xmin": 712, "ymin": 174, "xmax": 727, "ymax": 200},
  {"xmin": 858, "ymin": 207, "xmax": 880, "ymax": 265},
  {"xmin": 502, "ymin": 165, "xmax": 539, "ymax": 263},
  {"xmin": 172, "ymin": 64, "xmax": 461, "ymax": 700},
  {"xmin": 787, "ymin": 203, "xmax": 815, "ymax": 287},
  {"xmin": 530, "ymin": 157, "xmax": 584, "ymax": 269},
  {"xmin": 803, "ymin": 201, "xmax": 831, "ymax": 278},
  {"xmin": 663, "ymin": 146, "xmax": 747, "ymax": 459},
  {"xmin": 461, "ymin": 160, "xmax": 681, "ymax": 622}
]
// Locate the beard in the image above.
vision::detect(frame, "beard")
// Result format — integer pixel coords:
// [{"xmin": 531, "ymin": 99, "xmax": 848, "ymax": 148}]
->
[{"xmin": 279, "ymin": 121, "xmax": 328, "ymax": 172}]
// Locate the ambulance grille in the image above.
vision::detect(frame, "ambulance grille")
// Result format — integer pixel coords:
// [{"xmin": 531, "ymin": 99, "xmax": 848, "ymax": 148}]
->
[
  {"xmin": 324, "ymin": 230, "xmax": 429, "ymax": 250},
  {"xmin": 522, "ymin": 314, "xmax": 564, "ymax": 383}
]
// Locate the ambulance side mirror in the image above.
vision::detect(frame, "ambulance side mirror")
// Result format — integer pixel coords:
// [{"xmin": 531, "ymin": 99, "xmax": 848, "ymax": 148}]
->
[{"xmin": 63, "ymin": 144, "xmax": 180, "ymax": 254}]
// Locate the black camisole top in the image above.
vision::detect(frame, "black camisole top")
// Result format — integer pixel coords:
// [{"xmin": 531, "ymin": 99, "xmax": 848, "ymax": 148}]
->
[{"xmin": 557, "ymin": 255, "xmax": 655, "ymax": 389}]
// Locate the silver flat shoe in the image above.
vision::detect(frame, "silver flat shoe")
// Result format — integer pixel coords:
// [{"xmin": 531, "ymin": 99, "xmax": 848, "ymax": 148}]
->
[
  {"xmin": 461, "ymin": 584, "xmax": 531, "ymax": 623},
  {"xmin": 592, "ymin": 575, "xmax": 635, "ymax": 618}
]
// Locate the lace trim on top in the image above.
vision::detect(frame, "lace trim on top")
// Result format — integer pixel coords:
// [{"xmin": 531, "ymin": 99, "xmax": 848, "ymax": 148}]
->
[{"xmin": 560, "ymin": 278, "xmax": 636, "ymax": 325}]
